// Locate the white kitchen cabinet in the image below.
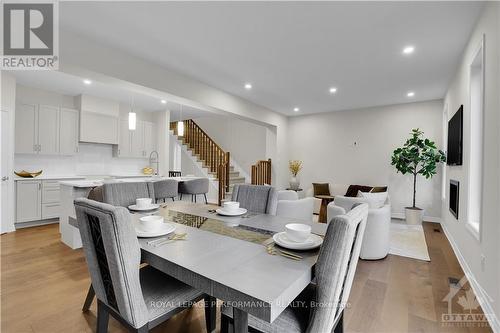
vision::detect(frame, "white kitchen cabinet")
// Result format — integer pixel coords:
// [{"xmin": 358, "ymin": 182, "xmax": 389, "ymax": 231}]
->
[
  {"xmin": 15, "ymin": 178, "xmax": 82, "ymax": 225},
  {"xmin": 16, "ymin": 180, "xmax": 42, "ymax": 223},
  {"xmin": 15, "ymin": 103, "xmax": 38, "ymax": 154},
  {"xmin": 59, "ymin": 108, "xmax": 79, "ymax": 155},
  {"xmin": 130, "ymin": 121, "xmax": 145, "ymax": 157},
  {"xmin": 114, "ymin": 120, "xmax": 156, "ymax": 158},
  {"xmin": 143, "ymin": 121, "xmax": 157, "ymax": 157},
  {"xmin": 14, "ymin": 104, "xmax": 79, "ymax": 155},
  {"xmin": 116, "ymin": 119, "xmax": 132, "ymax": 157},
  {"xmin": 38, "ymin": 105, "xmax": 59, "ymax": 154}
]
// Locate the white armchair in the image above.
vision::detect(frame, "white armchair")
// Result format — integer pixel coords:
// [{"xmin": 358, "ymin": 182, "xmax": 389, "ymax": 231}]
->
[
  {"xmin": 277, "ymin": 190, "xmax": 299, "ymax": 201},
  {"xmin": 327, "ymin": 195, "xmax": 391, "ymax": 260},
  {"xmin": 305, "ymin": 184, "xmax": 349, "ymax": 214},
  {"xmin": 276, "ymin": 197, "xmax": 314, "ymax": 222}
]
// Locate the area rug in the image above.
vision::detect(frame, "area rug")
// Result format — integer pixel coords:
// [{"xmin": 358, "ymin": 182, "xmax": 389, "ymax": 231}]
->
[{"xmin": 389, "ymin": 221, "xmax": 430, "ymax": 261}]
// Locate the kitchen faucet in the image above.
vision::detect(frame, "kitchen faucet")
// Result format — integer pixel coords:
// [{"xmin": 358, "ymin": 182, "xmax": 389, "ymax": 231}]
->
[{"xmin": 149, "ymin": 151, "xmax": 159, "ymax": 175}]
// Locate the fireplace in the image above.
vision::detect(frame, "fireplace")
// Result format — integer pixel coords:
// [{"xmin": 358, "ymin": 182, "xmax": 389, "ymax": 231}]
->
[{"xmin": 449, "ymin": 180, "xmax": 459, "ymax": 219}]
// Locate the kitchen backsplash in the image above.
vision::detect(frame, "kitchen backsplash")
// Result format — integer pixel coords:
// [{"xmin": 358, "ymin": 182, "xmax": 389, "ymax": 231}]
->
[{"xmin": 15, "ymin": 143, "xmax": 149, "ymax": 176}]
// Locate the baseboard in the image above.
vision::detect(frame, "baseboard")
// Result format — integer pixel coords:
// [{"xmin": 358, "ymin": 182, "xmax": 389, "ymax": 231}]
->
[
  {"xmin": 14, "ymin": 218, "xmax": 59, "ymax": 229},
  {"xmin": 391, "ymin": 212, "xmax": 442, "ymax": 223},
  {"xmin": 440, "ymin": 222, "xmax": 500, "ymax": 332}
]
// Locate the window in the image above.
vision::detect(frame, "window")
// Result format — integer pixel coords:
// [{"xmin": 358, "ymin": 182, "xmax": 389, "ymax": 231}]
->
[{"xmin": 467, "ymin": 36, "xmax": 485, "ymax": 239}]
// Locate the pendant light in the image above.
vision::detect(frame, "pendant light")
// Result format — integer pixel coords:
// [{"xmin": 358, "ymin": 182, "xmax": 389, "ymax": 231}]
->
[
  {"xmin": 178, "ymin": 104, "xmax": 184, "ymax": 136},
  {"xmin": 128, "ymin": 96, "xmax": 136, "ymax": 130}
]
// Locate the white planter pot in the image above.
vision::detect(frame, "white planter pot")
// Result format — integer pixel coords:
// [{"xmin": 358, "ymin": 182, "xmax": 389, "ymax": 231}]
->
[{"xmin": 405, "ymin": 207, "xmax": 424, "ymax": 225}]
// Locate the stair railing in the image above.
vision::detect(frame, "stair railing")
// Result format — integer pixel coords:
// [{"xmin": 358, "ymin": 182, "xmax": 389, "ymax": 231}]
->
[
  {"xmin": 170, "ymin": 119, "xmax": 230, "ymax": 205},
  {"xmin": 251, "ymin": 158, "xmax": 272, "ymax": 185}
]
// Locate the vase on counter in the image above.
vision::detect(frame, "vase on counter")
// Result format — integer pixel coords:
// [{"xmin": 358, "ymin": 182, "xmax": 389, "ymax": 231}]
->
[{"xmin": 289, "ymin": 176, "xmax": 300, "ymax": 190}]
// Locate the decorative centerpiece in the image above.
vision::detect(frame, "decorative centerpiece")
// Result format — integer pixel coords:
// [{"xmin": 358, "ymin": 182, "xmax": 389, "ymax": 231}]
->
[
  {"xmin": 14, "ymin": 170, "xmax": 43, "ymax": 178},
  {"xmin": 391, "ymin": 129, "xmax": 446, "ymax": 224},
  {"xmin": 288, "ymin": 160, "xmax": 303, "ymax": 190}
]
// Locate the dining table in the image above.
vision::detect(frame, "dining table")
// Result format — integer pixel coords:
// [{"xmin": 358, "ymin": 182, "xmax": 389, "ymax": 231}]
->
[{"xmin": 135, "ymin": 201, "xmax": 327, "ymax": 333}]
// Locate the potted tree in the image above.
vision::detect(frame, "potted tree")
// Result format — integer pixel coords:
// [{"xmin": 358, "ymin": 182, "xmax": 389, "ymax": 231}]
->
[{"xmin": 391, "ymin": 129, "xmax": 446, "ymax": 224}]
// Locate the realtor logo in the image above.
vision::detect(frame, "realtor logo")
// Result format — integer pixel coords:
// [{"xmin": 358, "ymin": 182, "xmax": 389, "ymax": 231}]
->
[{"xmin": 1, "ymin": 1, "xmax": 58, "ymax": 69}]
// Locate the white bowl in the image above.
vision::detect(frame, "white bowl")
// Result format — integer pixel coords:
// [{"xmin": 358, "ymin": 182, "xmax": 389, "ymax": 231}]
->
[
  {"xmin": 223, "ymin": 201, "xmax": 240, "ymax": 212},
  {"xmin": 285, "ymin": 223, "xmax": 312, "ymax": 243},
  {"xmin": 139, "ymin": 215, "xmax": 163, "ymax": 231},
  {"xmin": 136, "ymin": 198, "xmax": 152, "ymax": 209}
]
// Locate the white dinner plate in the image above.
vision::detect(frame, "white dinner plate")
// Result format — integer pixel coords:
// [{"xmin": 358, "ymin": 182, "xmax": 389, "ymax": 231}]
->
[
  {"xmin": 272, "ymin": 232, "xmax": 323, "ymax": 250},
  {"xmin": 135, "ymin": 222, "xmax": 176, "ymax": 238},
  {"xmin": 128, "ymin": 204, "xmax": 160, "ymax": 211},
  {"xmin": 216, "ymin": 208, "xmax": 248, "ymax": 216}
]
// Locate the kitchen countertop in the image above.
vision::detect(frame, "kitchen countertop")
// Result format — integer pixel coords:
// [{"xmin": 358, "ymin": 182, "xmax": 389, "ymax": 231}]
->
[
  {"xmin": 14, "ymin": 175, "xmax": 86, "ymax": 181},
  {"xmin": 59, "ymin": 176, "xmax": 206, "ymax": 188}
]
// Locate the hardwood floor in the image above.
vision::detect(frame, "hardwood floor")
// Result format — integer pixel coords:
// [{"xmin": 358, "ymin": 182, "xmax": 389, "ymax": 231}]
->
[{"xmin": 1, "ymin": 222, "xmax": 492, "ymax": 333}]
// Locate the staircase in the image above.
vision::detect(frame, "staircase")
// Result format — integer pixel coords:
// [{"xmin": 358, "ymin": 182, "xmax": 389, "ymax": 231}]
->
[{"xmin": 170, "ymin": 119, "xmax": 248, "ymax": 202}]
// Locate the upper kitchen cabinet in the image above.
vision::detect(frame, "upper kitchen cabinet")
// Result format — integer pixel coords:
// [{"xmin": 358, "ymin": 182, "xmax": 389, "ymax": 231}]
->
[
  {"xmin": 38, "ymin": 105, "xmax": 59, "ymax": 154},
  {"xmin": 78, "ymin": 95, "xmax": 119, "ymax": 145},
  {"xmin": 15, "ymin": 104, "xmax": 79, "ymax": 155},
  {"xmin": 59, "ymin": 108, "xmax": 79, "ymax": 155},
  {"xmin": 114, "ymin": 120, "xmax": 156, "ymax": 158},
  {"xmin": 15, "ymin": 103, "xmax": 38, "ymax": 154},
  {"xmin": 143, "ymin": 121, "xmax": 157, "ymax": 157}
]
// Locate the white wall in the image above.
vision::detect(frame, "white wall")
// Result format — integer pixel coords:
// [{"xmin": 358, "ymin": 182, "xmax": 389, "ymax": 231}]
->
[
  {"xmin": 442, "ymin": 3, "xmax": 500, "ymax": 329},
  {"xmin": 288, "ymin": 100, "xmax": 444, "ymax": 219},
  {"xmin": 14, "ymin": 85, "xmax": 157, "ymax": 176},
  {"xmin": 193, "ymin": 116, "xmax": 268, "ymax": 174}
]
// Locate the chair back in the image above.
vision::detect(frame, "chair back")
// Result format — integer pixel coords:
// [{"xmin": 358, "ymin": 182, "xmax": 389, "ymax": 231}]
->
[
  {"xmin": 307, "ymin": 203, "xmax": 368, "ymax": 333},
  {"xmin": 231, "ymin": 184, "xmax": 278, "ymax": 215},
  {"xmin": 277, "ymin": 190, "xmax": 299, "ymax": 201},
  {"xmin": 102, "ymin": 182, "xmax": 155, "ymax": 207},
  {"xmin": 178, "ymin": 178, "xmax": 209, "ymax": 194},
  {"xmin": 276, "ymin": 197, "xmax": 313, "ymax": 221},
  {"xmin": 153, "ymin": 179, "xmax": 178, "ymax": 200},
  {"xmin": 74, "ymin": 198, "xmax": 149, "ymax": 328}
]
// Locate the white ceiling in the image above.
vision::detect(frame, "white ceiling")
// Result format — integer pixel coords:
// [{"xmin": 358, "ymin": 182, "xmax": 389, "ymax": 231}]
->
[
  {"xmin": 11, "ymin": 70, "xmax": 209, "ymax": 120},
  {"xmin": 59, "ymin": 1, "xmax": 484, "ymax": 116}
]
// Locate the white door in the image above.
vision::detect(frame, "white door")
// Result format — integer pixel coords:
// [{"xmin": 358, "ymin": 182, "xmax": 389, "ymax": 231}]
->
[
  {"xmin": 1, "ymin": 110, "xmax": 15, "ymax": 232},
  {"xmin": 59, "ymin": 108, "xmax": 79, "ymax": 155},
  {"xmin": 16, "ymin": 181, "xmax": 42, "ymax": 223},
  {"xmin": 130, "ymin": 121, "xmax": 145, "ymax": 158},
  {"xmin": 14, "ymin": 103, "xmax": 37, "ymax": 154},
  {"xmin": 38, "ymin": 105, "xmax": 59, "ymax": 154},
  {"xmin": 143, "ymin": 121, "xmax": 157, "ymax": 157},
  {"xmin": 117, "ymin": 119, "xmax": 131, "ymax": 157}
]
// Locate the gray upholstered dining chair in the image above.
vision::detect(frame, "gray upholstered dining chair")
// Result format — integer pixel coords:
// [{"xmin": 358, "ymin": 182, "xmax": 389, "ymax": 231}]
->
[
  {"xmin": 82, "ymin": 181, "xmax": 156, "ymax": 311},
  {"xmin": 153, "ymin": 179, "xmax": 178, "ymax": 203},
  {"xmin": 231, "ymin": 184, "xmax": 278, "ymax": 215},
  {"xmin": 102, "ymin": 182, "xmax": 155, "ymax": 207},
  {"xmin": 74, "ymin": 198, "xmax": 216, "ymax": 333},
  {"xmin": 178, "ymin": 178, "xmax": 209, "ymax": 203},
  {"xmin": 221, "ymin": 203, "xmax": 369, "ymax": 333}
]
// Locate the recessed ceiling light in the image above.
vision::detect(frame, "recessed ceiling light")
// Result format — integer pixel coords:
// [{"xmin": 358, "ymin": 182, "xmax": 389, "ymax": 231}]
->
[
  {"xmin": 244, "ymin": 83, "xmax": 252, "ymax": 90},
  {"xmin": 329, "ymin": 87, "xmax": 337, "ymax": 94},
  {"xmin": 293, "ymin": 107, "xmax": 300, "ymax": 112},
  {"xmin": 407, "ymin": 91, "xmax": 415, "ymax": 97},
  {"xmin": 161, "ymin": 99, "xmax": 167, "ymax": 104},
  {"xmin": 402, "ymin": 46, "xmax": 415, "ymax": 55},
  {"xmin": 83, "ymin": 79, "xmax": 92, "ymax": 85}
]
